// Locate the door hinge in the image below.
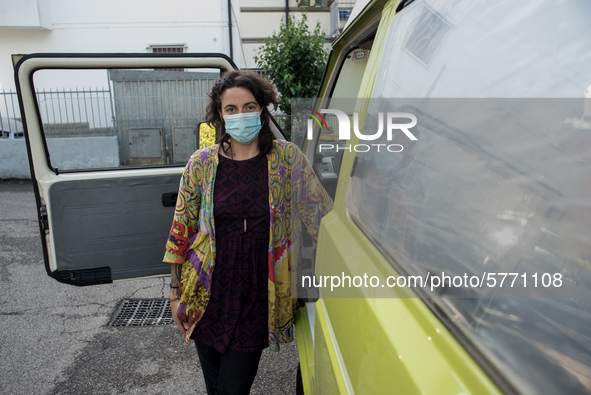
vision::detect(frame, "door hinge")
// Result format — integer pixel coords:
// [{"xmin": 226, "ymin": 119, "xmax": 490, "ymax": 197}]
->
[{"xmin": 40, "ymin": 205, "xmax": 49, "ymax": 231}]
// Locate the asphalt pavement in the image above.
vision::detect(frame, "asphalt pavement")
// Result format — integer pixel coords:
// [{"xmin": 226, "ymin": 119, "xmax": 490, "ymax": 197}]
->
[{"xmin": 0, "ymin": 180, "xmax": 298, "ymax": 394}]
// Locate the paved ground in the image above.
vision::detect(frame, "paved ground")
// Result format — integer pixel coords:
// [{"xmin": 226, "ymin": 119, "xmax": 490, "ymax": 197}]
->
[{"xmin": 0, "ymin": 180, "xmax": 298, "ymax": 394}]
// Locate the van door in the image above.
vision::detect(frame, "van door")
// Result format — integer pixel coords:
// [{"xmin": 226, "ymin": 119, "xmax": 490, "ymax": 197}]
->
[{"xmin": 15, "ymin": 54, "xmax": 240, "ymax": 286}]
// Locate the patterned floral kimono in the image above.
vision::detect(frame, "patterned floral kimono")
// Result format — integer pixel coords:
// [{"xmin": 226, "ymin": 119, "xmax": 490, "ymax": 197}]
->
[{"xmin": 163, "ymin": 140, "xmax": 333, "ymax": 351}]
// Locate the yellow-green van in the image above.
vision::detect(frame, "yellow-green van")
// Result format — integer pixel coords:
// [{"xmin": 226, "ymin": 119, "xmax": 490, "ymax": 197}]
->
[{"xmin": 294, "ymin": 0, "xmax": 591, "ymax": 394}]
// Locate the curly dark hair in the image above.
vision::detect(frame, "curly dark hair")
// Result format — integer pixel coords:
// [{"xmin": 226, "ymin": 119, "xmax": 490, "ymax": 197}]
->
[{"xmin": 205, "ymin": 70, "xmax": 280, "ymax": 156}]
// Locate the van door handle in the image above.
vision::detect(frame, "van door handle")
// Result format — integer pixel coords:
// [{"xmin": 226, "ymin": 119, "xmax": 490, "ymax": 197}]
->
[{"xmin": 162, "ymin": 192, "xmax": 178, "ymax": 207}]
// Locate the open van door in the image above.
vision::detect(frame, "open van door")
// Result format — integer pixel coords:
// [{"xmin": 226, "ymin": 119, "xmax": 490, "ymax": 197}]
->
[{"xmin": 15, "ymin": 53, "xmax": 243, "ymax": 286}]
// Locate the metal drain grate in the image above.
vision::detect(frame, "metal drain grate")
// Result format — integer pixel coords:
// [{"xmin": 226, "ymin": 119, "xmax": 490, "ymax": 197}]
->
[{"xmin": 109, "ymin": 298, "xmax": 173, "ymax": 327}]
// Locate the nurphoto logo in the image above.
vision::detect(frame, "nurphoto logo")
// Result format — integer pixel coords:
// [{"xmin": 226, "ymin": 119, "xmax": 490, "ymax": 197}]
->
[{"xmin": 305, "ymin": 108, "xmax": 418, "ymax": 152}]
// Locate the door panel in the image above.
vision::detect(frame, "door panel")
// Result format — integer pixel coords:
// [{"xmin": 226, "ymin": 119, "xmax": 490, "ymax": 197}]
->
[
  {"xmin": 15, "ymin": 53, "xmax": 237, "ymax": 285},
  {"xmin": 49, "ymin": 175, "xmax": 178, "ymax": 284}
]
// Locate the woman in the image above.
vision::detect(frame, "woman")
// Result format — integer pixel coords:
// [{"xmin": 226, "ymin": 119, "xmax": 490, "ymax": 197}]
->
[{"xmin": 163, "ymin": 70, "xmax": 333, "ymax": 394}]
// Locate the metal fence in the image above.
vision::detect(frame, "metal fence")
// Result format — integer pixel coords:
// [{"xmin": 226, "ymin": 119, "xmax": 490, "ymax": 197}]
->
[
  {"xmin": 0, "ymin": 88, "xmax": 115, "ymax": 139},
  {"xmin": 337, "ymin": 0, "xmax": 356, "ymax": 8},
  {"xmin": 109, "ymin": 69, "xmax": 219, "ymax": 165},
  {"xmin": 37, "ymin": 87, "xmax": 114, "ymax": 136}
]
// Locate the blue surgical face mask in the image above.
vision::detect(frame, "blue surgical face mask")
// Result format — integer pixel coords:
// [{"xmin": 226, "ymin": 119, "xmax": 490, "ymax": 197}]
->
[{"xmin": 223, "ymin": 111, "xmax": 262, "ymax": 144}]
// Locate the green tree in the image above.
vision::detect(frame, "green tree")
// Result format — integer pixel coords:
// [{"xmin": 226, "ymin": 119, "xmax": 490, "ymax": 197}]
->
[{"xmin": 254, "ymin": 13, "xmax": 328, "ymax": 122}]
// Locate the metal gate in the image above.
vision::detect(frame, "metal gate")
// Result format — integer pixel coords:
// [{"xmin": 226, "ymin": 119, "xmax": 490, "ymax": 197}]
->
[{"xmin": 109, "ymin": 69, "xmax": 219, "ymax": 165}]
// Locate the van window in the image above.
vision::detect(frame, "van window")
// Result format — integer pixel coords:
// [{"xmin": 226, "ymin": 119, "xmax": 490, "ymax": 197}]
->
[
  {"xmin": 346, "ymin": 0, "xmax": 591, "ymax": 394},
  {"xmin": 311, "ymin": 37, "xmax": 374, "ymax": 198},
  {"xmin": 30, "ymin": 68, "xmax": 221, "ymax": 172}
]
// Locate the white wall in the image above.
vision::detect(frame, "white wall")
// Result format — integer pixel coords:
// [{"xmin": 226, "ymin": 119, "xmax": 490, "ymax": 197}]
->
[
  {"xmin": 240, "ymin": 10, "xmax": 330, "ymax": 38},
  {"xmin": 0, "ymin": 0, "xmax": 241, "ymax": 91},
  {"xmin": 0, "ymin": 139, "xmax": 31, "ymax": 179},
  {"xmin": 238, "ymin": 1, "xmax": 332, "ymax": 69},
  {"xmin": 0, "ymin": 136, "xmax": 120, "ymax": 179},
  {"xmin": 0, "ymin": 0, "xmax": 52, "ymax": 29},
  {"xmin": 47, "ymin": 136, "xmax": 120, "ymax": 170}
]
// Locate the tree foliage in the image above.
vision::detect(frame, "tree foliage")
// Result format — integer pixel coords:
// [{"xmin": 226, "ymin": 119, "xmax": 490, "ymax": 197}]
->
[{"xmin": 254, "ymin": 13, "xmax": 328, "ymax": 116}]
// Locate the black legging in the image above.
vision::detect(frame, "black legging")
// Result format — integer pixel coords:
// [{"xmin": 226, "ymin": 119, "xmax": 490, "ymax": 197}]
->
[{"xmin": 195, "ymin": 341, "xmax": 263, "ymax": 395}]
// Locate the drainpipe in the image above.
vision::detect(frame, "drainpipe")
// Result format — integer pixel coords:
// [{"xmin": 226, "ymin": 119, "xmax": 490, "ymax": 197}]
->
[
  {"xmin": 285, "ymin": 0, "xmax": 289, "ymax": 27},
  {"xmin": 228, "ymin": 0, "xmax": 234, "ymax": 61}
]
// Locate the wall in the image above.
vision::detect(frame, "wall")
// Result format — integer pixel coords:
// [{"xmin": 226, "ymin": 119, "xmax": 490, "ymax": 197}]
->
[
  {"xmin": 0, "ymin": 136, "xmax": 119, "ymax": 179},
  {"xmin": 0, "ymin": 0, "xmax": 52, "ymax": 29},
  {"xmin": 0, "ymin": 0, "xmax": 240, "ymax": 91},
  {"xmin": 238, "ymin": 0, "xmax": 333, "ymax": 69},
  {"xmin": 0, "ymin": 139, "xmax": 30, "ymax": 179}
]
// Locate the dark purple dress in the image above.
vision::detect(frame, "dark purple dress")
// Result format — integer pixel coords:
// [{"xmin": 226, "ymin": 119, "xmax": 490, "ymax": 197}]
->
[{"xmin": 191, "ymin": 152, "xmax": 270, "ymax": 353}]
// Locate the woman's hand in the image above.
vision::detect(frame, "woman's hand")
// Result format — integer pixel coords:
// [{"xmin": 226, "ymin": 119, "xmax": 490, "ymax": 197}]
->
[{"xmin": 170, "ymin": 293, "xmax": 189, "ymax": 334}]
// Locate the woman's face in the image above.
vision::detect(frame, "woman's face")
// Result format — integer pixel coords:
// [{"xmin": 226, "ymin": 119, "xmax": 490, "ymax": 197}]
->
[{"xmin": 220, "ymin": 87, "xmax": 261, "ymax": 117}]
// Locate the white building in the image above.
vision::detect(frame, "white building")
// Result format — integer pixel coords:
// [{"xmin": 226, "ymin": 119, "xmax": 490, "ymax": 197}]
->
[
  {"xmin": 0, "ymin": 0, "xmax": 344, "ymax": 91},
  {"xmin": 0, "ymin": 0, "xmax": 239, "ymax": 91}
]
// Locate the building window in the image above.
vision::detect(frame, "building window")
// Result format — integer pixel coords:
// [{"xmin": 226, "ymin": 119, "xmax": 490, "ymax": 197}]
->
[
  {"xmin": 338, "ymin": 0, "xmax": 356, "ymax": 20},
  {"xmin": 148, "ymin": 45, "xmax": 187, "ymax": 71}
]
